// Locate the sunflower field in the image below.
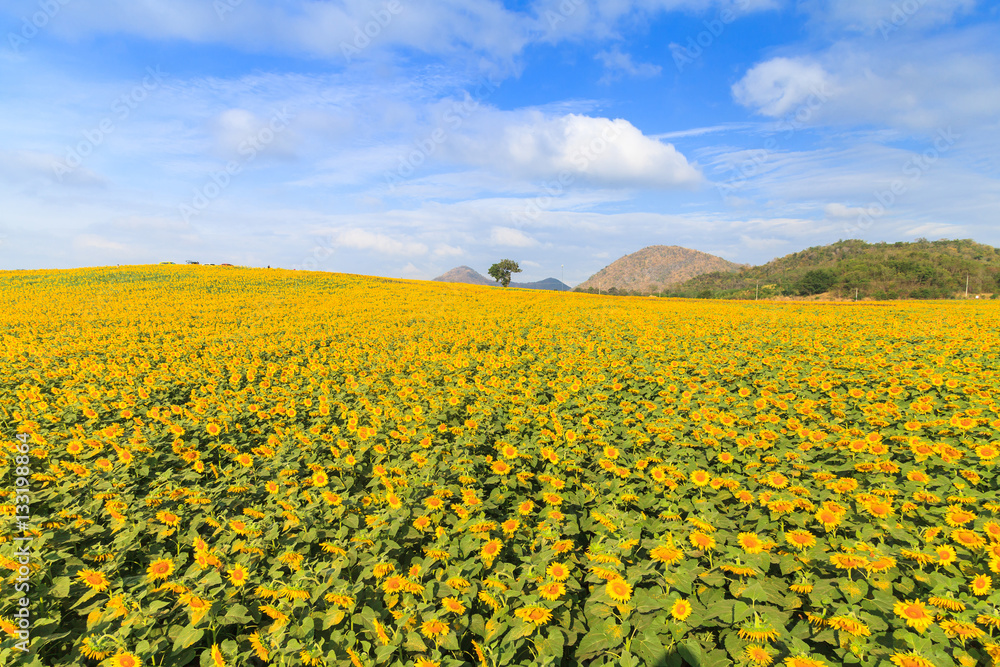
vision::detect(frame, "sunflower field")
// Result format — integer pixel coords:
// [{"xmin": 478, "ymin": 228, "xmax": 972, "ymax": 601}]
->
[{"xmin": 1, "ymin": 265, "xmax": 999, "ymax": 667}]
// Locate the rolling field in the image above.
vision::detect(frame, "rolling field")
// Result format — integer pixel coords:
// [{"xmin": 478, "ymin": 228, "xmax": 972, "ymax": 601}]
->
[{"xmin": 1, "ymin": 265, "xmax": 999, "ymax": 667}]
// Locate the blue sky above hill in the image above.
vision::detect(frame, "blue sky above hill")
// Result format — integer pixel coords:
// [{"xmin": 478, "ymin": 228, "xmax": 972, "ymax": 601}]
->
[{"xmin": 2, "ymin": 0, "xmax": 999, "ymax": 285}]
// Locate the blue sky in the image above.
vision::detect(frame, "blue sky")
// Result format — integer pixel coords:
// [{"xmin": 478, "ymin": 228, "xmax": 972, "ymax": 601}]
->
[{"xmin": 2, "ymin": 0, "xmax": 999, "ymax": 285}]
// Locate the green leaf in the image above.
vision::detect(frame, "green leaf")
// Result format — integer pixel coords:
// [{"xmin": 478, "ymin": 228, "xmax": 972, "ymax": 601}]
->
[
  {"xmin": 50, "ymin": 576, "xmax": 71, "ymax": 598},
  {"xmin": 172, "ymin": 625, "xmax": 204, "ymax": 652},
  {"xmin": 632, "ymin": 629, "xmax": 669, "ymax": 666},
  {"xmin": 678, "ymin": 638, "xmax": 705, "ymax": 666}
]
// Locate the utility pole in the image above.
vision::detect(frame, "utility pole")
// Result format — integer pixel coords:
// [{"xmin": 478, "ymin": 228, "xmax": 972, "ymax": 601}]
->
[
  {"xmin": 855, "ymin": 287, "xmax": 858, "ymax": 301},
  {"xmin": 561, "ymin": 264, "xmax": 564, "ymax": 284},
  {"xmin": 966, "ymin": 274, "xmax": 970, "ymax": 298},
  {"xmin": 755, "ymin": 281, "xmax": 759, "ymax": 301}
]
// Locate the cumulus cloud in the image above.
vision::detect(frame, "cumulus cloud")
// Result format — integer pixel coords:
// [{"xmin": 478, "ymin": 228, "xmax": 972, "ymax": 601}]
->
[
  {"xmin": 490, "ymin": 227, "xmax": 537, "ymax": 247},
  {"xmin": 450, "ymin": 111, "xmax": 702, "ymax": 189},
  {"xmin": 733, "ymin": 30, "xmax": 1000, "ymax": 131},
  {"xmin": 732, "ymin": 58, "xmax": 835, "ymax": 117}
]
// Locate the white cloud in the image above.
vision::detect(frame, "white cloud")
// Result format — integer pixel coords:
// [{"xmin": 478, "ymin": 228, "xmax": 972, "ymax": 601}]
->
[
  {"xmin": 449, "ymin": 111, "xmax": 702, "ymax": 189},
  {"xmin": 801, "ymin": 0, "xmax": 976, "ymax": 36},
  {"xmin": 595, "ymin": 48, "xmax": 662, "ymax": 83},
  {"xmin": 432, "ymin": 244, "xmax": 464, "ymax": 257},
  {"xmin": 0, "ymin": 150, "xmax": 106, "ymax": 187},
  {"xmin": 490, "ymin": 227, "xmax": 537, "ymax": 247},
  {"xmin": 823, "ymin": 203, "xmax": 867, "ymax": 219},
  {"xmin": 733, "ymin": 29, "xmax": 1000, "ymax": 131},
  {"xmin": 334, "ymin": 228, "xmax": 428, "ymax": 256},
  {"xmin": 732, "ymin": 58, "xmax": 835, "ymax": 117}
]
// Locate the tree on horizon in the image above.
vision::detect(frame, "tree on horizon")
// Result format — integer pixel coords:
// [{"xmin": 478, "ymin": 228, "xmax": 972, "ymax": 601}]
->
[{"xmin": 488, "ymin": 259, "xmax": 521, "ymax": 288}]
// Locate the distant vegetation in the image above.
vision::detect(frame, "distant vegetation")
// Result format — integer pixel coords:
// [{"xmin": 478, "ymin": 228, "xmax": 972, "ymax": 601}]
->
[{"xmin": 578, "ymin": 239, "xmax": 1000, "ymax": 300}]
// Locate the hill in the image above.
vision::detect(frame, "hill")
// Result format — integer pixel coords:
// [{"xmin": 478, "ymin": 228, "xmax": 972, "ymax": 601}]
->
[
  {"xmin": 432, "ymin": 267, "xmax": 571, "ymax": 291},
  {"xmin": 433, "ymin": 266, "xmax": 494, "ymax": 286},
  {"xmin": 513, "ymin": 277, "xmax": 571, "ymax": 291},
  {"xmin": 575, "ymin": 245, "xmax": 744, "ymax": 293},
  {"xmin": 664, "ymin": 238, "xmax": 1000, "ymax": 300}
]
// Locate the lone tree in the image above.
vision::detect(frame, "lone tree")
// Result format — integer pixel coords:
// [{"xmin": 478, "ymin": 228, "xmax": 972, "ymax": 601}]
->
[{"xmin": 488, "ymin": 259, "xmax": 521, "ymax": 288}]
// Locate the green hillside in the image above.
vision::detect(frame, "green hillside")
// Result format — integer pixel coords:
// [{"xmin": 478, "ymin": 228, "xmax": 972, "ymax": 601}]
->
[{"xmin": 657, "ymin": 238, "xmax": 1000, "ymax": 300}]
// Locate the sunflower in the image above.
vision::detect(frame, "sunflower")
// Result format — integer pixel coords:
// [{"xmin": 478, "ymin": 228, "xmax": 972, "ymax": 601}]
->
[
  {"xmin": 420, "ymin": 618, "xmax": 448, "ymax": 639},
  {"xmin": 481, "ymin": 539, "xmax": 503, "ymax": 562},
  {"xmin": 605, "ymin": 579, "xmax": 632, "ymax": 604},
  {"xmin": 940, "ymin": 619, "xmax": 984, "ymax": 641},
  {"xmin": 814, "ymin": 508, "xmax": 842, "ymax": 531},
  {"xmin": 227, "ymin": 563, "xmax": 249, "ymax": 587},
  {"xmin": 830, "ymin": 553, "xmax": 868, "ymax": 573},
  {"xmin": 689, "ymin": 531, "xmax": 715, "ymax": 551},
  {"xmin": 934, "ymin": 545, "xmax": 958, "ymax": 566},
  {"xmin": 889, "ymin": 653, "xmax": 935, "ymax": 667},
  {"xmin": 951, "ymin": 529, "xmax": 985, "ymax": 549},
  {"xmin": 945, "ymin": 505, "xmax": 976, "ymax": 527},
  {"xmin": 690, "ymin": 470, "xmax": 711, "ymax": 486},
  {"xmin": 78, "ymin": 568, "xmax": 110, "ymax": 592},
  {"xmin": 210, "ymin": 643, "xmax": 226, "ymax": 667},
  {"xmin": 737, "ymin": 532, "xmax": 766, "ymax": 554},
  {"xmin": 970, "ymin": 574, "xmax": 992, "ymax": 596},
  {"xmin": 893, "ymin": 599, "xmax": 934, "ymax": 633},
  {"xmin": 782, "ymin": 656, "xmax": 827, "ymax": 667},
  {"xmin": 827, "ymin": 616, "xmax": 870, "ymax": 637},
  {"xmin": 744, "ymin": 645, "xmax": 774, "ymax": 666},
  {"xmin": 111, "ymin": 653, "xmax": 142, "ymax": 667},
  {"xmin": 928, "ymin": 596, "xmax": 965, "ymax": 612},
  {"xmin": 514, "ymin": 606, "xmax": 552, "ymax": 626},
  {"xmin": 441, "ymin": 597, "xmax": 466, "ymax": 614},
  {"xmin": 182, "ymin": 594, "xmax": 211, "ymax": 624},
  {"xmin": 538, "ymin": 581, "xmax": 566, "ymax": 601},
  {"xmin": 738, "ymin": 615, "xmax": 780, "ymax": 643},
  {"xmin": 785, "ymin": 530, "xmax": 817, "ymax": 550},
  {"xmin": 156, "ymin": 510, "xmax": 180, "ymax": 527},
  {"xmin": 670, "ymin": 598, "xmax": 692, "ymax": 622},
  {"xmin": 649, "ymin": 544, "xmax": 684, "ymax": 565},
  {"xmin": 206, "ymin": 424, "xmax": 221, "ymax": 437},
  {"xmin": 146, "ymin": 558, "xmax": 174, "ymax": 581},
  {"xmin": 546, "ymin": 562, "xmax": 570, "ymax": 581},
  {"xmin": 415, "ymin": 659, "xmax": 440, "ymax": 667},
  {"xmin": 383, "ymin": 576, "xmax": 406, "ymax": 593}
]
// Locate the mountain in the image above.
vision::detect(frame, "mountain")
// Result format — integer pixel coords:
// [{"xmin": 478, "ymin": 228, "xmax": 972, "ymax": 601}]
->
[
  {"xmin": 664, "ymin": 238, "xmax": 1000, "ymax": 300},
  {"xmin": 432, "ymin": 267, "xmax": 571, "ymax": 291},
  {"xmin": 432, "ymin": 266, "xmax": 494, "ymax": 286},
  {"xmin": 512, "ymin": 277, "xmax": 571, "ymax": 291},
  {"xmin": 576, "ymin": 245, "xmax": 744, "ymax": 293}
]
